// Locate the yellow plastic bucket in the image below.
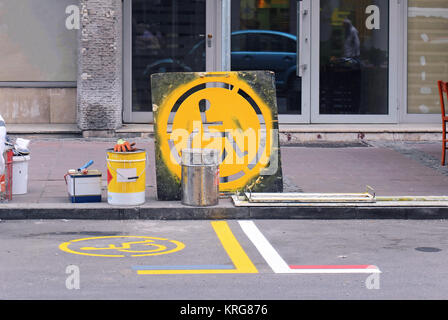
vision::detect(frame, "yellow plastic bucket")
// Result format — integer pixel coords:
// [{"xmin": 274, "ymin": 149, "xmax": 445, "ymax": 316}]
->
[{"xmin": 106, "ymin": 149, "xmax": 147, "ymax": 205}]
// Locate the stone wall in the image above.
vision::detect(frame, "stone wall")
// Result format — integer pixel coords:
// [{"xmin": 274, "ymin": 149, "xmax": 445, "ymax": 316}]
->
[
  {"xmin": 77, "ymin": 0, "xmax": 122, "ymax": 133},
  {"xmin": 0, "ymin": 88, "xmax": 76, "ymax": 124}
]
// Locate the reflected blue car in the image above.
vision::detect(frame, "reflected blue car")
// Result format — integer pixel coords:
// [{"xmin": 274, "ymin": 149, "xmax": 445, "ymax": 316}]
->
[
  {"xmin": 230, "ymin": 30, "xmax": 297, "ymax": 91},
  {"xmin": 185, "ymin": 30, "xmax": 298, "ymax": 92}
]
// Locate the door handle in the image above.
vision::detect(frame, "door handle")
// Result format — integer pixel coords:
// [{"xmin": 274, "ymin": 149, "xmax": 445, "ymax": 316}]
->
[
  {"xmin": 297, "ymin": 1, "xmax": 308, "ymax": 77},
  {"xmin": 207, "ymin": 34, "xmax": 213, "ymax": 48}
]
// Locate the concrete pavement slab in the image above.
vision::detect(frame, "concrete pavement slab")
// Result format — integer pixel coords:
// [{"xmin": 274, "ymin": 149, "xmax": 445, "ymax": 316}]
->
[{"xmin": 1, "ymin": 138, "xmax": 448, "ymax": 219}]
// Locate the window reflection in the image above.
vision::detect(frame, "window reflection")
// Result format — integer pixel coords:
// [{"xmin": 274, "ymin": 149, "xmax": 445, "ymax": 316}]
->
[
  {"xmin": 132, "ymin": 0, "xmax": 206, "ymax": 112},
  {"xmin": 320, "ymin": 0, "xmax": 389, "ymax": 115},
  {"xmin": 231, "ymin": 0, "xmax": 301, "ymax": 115},
  {"xmin": 343, "ymin": 19, "xmax": 360, "ymax": 59}
]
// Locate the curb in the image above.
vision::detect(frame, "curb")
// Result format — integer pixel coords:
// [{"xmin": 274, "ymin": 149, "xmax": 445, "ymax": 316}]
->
[{"xmin": 1, "ymin": 203, "xmax": 448, "ymax": 220}]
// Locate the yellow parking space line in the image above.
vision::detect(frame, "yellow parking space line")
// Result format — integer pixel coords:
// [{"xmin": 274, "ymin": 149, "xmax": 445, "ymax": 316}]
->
[
  {"xmin": 137, "ymin": 269, "xmax": 241, "ymax": 275},
  {"xmin": 211, "ymin": 221, "xmax": 258, "ymax": 273},
  {"xmin": 137, "ymin": 221, "xmax": 258, "ymax": 275}
]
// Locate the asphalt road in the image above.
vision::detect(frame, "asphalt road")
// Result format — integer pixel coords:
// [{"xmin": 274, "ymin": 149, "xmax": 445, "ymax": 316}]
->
[{"xmin": 0, "ymin": 219, "xmax": 447, "ymax": 301}]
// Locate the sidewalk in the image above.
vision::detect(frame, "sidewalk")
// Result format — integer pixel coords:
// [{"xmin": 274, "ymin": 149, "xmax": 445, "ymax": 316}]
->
[{"xmin": 2, "ymin": 137, "xmax": 448, "ymax": 220}]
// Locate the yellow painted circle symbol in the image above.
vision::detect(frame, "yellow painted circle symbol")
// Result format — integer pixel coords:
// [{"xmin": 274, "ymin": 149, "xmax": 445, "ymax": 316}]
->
[
  {"xmin": 59, "ymin": 236, "xmax": 185, "ymax": 258},
  {"xmin": 156, "ymin": 73, "xmax": 274, "ymax": 192}
]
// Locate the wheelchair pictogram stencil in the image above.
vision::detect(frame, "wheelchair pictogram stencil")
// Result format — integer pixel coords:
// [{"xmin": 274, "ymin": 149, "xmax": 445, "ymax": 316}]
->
[
  {"xmin": 59, "ymin": 236, "xmax": 185, "ymax": 258},
  {"xmin": 152, "ymin": 71, "xmax": 283, "ymax": 200}
]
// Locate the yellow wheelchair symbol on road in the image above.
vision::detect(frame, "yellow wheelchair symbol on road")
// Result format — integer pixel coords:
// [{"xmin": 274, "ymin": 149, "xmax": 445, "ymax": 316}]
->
[{"xmin": 59, "ymin": 236, "xmax": 185, "ymax": 258}]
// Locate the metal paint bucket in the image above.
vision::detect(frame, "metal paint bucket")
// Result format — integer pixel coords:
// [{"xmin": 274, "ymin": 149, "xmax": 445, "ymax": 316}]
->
[
  {"xmin": 106, "ymin": 149, "xmax": 146, "ymax": 205},
  {"xmin": 181, "ymin": 148, "xmax": 220, "ymax": 207}
]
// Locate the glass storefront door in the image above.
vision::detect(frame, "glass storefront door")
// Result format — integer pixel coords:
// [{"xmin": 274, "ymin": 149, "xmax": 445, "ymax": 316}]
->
[
  {"xmin": 124, "ymin": 0, "xmax": 400, "ymax": 124},
  {"xmin": 231, "ymin": 0, "xmax": 305, "ymax": 123},
  {"xmin": 309, "ymin": 0, "xmax": 397, "ymax": 123},
  {"xmin": 231, "ymin": 0, "xmax": 398, "ymax": 123},
  {"xmin": 123, "ymin": 0, "xmax": 209, "ymax": 123}
]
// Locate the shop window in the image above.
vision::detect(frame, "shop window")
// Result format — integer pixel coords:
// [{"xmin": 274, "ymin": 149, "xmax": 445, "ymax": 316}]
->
[
  {"xmin": 408, "ymin": 1, "xmax": 448, "ymax": 114},
  {"xmin": 0, "ymin": 0, "xmax": 78, "ymax": 83}
]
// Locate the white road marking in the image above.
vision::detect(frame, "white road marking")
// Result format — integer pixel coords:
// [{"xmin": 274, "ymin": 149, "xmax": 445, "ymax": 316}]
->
[
  {"xmin": 239, "ymin": 220, "xmax": 381, "ymax": 274},
  {"xmin": 238, "ymin": 220, "xmax": 290, "ymax": 273}
]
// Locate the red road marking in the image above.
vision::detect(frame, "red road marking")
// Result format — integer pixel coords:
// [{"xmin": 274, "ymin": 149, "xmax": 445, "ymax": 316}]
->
[{"xmin": 289, "ymin": 265, "xmax": 376, "ymax": 270}]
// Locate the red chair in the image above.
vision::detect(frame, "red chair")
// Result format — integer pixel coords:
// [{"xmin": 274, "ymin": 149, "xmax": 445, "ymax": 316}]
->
[{"xmin": 438, "ymin": 80, "xmax": 448, "ymax": 165}]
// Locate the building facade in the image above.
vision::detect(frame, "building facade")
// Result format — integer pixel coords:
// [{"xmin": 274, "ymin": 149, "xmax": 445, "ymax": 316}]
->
[{"xmin": 0, "ymin": 0, "xmax": 447, "ymax": 134}]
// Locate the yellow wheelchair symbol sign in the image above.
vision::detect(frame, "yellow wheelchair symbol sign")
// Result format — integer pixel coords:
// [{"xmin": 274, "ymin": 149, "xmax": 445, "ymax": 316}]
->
[
  {"xmin": 59, "ymin": 236, "xmax": 185, "ymax": 258},
  {"xmin": 154, "ymin": 72, "xmax": 278, "ymax": 194}
]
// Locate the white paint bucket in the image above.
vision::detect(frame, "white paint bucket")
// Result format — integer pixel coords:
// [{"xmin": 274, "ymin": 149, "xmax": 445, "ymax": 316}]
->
[{"xmin": 12, "ymin": 155, "xmax": 30, "ymax": 195}]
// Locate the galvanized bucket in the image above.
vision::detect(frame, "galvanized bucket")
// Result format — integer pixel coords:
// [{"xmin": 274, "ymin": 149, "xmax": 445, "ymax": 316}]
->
[{"xmin": 181, "ymin": 148, "xmax": 220, "ymax": 207}]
